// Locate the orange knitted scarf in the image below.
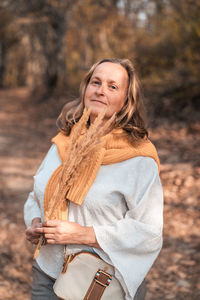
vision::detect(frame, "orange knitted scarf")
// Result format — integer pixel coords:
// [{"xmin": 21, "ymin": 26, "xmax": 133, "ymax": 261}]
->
[{"xmin": 43, "ymin": 128, "xmax": 160, "ymax": 221}]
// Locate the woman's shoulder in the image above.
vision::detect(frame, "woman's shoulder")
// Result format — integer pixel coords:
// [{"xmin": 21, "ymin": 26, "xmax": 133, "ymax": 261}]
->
[
  {"xmin": 129, "ymin": 155, "xmax": 159, "ymax": 171},
  {"xmin": 132, "ymin": 137, "xmax": 160, "ymax": 173},
  {"xmin": 125, "ymin": 155, "xmax": 159, "ymax": 173}
]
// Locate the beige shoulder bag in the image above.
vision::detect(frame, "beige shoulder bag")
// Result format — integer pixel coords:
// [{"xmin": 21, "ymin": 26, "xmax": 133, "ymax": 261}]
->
[{"xmin": 53, "ymin": 250, "xmax": 125, "ymax": 300}]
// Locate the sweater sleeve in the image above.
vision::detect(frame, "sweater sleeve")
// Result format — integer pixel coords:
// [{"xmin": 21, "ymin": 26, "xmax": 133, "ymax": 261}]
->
[
  {"xmin": 24, "ymin": 191, "xmax": 42, "ymax": 227},
  {"xmin": 93, "ymin": 158, "xmax": 163, "ymax": 299},
  {"xmin": 24, "ymin": 145, "xmax": 56, "ymax": 228}
]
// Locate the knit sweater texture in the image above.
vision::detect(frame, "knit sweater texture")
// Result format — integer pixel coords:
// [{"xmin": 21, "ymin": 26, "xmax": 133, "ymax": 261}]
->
[{"xmin": 43, "ymin": 129, "xmax": 160, "ymax": 221}]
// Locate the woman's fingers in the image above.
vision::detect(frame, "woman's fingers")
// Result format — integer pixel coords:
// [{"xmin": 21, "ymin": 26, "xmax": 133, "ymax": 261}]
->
[
  {"xmin": 46, "ymin": 239, "xmax": 56, "ymax": 244},
  {"xmin": 25, "ymin": 224, "xmax": 43, "ymax": 245},
  {"xmin": 44, "ymin": 233, "xmax": 55, "ymax": 239},
  {"xmin": 43, "ymin": 220, "xmax": 61, "ymax": 227},
  {"xmin": 26, "ymin": 229, "xmax": 40, "ymax": 237},
  {"xmin": 26, "ymin": 234, "xmax": 40, "ymax": 243},
  {"xmin": 35, "ymin": 227, "xmax": 56, "ymax": 234},
  {"xmin": 26, "ymin": 228, "xmax": 41, "ymax": 237},
  {"xmin": 32, "ymin": 238, "xmax": 40, "ymax": 244},
  {"xmin": 35, "ymin": 220, "xmax": 64, "ymax": 234},
  {"xmin": 34, "ymin": 220, "xmax": 80, "ymax": 244}
]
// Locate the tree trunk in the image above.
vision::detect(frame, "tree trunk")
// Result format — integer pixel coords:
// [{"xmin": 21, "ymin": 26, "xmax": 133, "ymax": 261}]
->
[
  {"xmin": 23, "ymin": 14, "xmax": 67, "ymax": 99},
  {"xmin": 0, "ymin": 42, "xmax": 6, "ymax": 87}
]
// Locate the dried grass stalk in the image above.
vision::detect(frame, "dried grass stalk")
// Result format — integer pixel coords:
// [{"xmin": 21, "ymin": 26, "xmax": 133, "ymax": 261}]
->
[
  {"xmin": 46, "ymin": 108, "xmax": 116, "ymax": 219},
  {"xmin": 34, "ymin": 108, "xmax": 116, "ymax": 258}
]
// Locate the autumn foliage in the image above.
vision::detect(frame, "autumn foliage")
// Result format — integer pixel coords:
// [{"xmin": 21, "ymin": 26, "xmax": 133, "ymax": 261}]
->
[{"xmin": 0, "ymin": 0, "xmax": 199, "ymax": 122}]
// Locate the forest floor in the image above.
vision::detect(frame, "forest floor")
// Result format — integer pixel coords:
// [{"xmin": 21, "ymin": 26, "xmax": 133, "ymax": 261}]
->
[{"xmin": 0, "ymin": 88, "xmax": 199, "ymax": 300}]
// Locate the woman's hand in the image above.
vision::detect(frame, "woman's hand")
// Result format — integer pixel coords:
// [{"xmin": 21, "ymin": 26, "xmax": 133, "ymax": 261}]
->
[
  {"xmin": 25, "ymin": 218, "xmax": 42, "ymax": 244},
  {"xmin": 35, "ymin": 220, "xmax": 100, "ymax": 248}
]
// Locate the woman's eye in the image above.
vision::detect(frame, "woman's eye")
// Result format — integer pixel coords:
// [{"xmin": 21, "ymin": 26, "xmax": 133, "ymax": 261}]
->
[
  {"xmin": 92, "ymin": 80, "xmax": 100, "ymax": 85},
  {"xmin": 110, "ymin": 85, "xmax": 117, "ymax": 90}
]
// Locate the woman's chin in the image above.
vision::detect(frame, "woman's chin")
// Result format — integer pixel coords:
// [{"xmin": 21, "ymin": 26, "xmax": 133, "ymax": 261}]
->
[
  {"xmin": 87, "ymin": 107, "xmax": 108, "ymax": 123},
  {"xmin": 89, "ymin": 106, "xmax": 107, "ymax": 117}
]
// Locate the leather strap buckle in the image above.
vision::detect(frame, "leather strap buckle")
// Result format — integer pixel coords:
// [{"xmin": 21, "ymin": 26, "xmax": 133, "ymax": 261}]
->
[{"xmin": 94, "ymin": 270, "xmax": 112, "ymax": 287}]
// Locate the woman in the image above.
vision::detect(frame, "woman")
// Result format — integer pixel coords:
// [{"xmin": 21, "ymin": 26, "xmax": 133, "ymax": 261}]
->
[{"xmin": 24, "ymin": 58, "xmax": 163, "ymax": 300}]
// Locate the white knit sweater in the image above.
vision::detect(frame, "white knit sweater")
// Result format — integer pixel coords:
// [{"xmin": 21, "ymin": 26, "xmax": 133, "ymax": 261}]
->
[{"xmin": 24, "ymin": 144, "xmax": 163, "ymax": 300}]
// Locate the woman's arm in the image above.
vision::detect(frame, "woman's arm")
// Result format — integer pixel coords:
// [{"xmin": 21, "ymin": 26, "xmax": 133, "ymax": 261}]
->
[
  {"xmin": 24, "ymin": 190, "xmax": 43, "ymax": 244},
  {"xmin": 24, "ymin": 145, "xmax": 57, "ymax": 242},
  {"xmin": 92, "ymin": 158, "xmax": 163, "ymax": 299}
]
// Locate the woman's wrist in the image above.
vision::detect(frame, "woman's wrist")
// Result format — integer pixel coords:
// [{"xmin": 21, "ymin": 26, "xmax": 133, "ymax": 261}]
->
[{"xmin": 80, "ymin": 226, "xmax": 101, "ymax": 249}]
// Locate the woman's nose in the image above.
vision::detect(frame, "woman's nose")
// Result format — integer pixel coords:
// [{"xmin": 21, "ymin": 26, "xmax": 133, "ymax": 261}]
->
[{"xmin": 96, "ymin": 84, "xmax": 105, "ymax": 96}]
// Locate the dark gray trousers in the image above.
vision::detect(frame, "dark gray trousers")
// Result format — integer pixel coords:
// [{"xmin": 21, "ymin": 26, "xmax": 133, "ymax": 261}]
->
[{"xmin": 31, "ymin": 262, "xmax": 146, "ymax": 300}]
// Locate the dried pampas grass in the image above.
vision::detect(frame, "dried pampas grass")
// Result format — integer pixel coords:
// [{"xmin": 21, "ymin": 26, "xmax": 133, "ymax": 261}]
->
[
  {"xmin": 46, "ymin": 108, "xmax": 115, "ymax": 220},
  {"xmin": 34, "ymin": 108, "xmax": 116, "ymax": 258}
]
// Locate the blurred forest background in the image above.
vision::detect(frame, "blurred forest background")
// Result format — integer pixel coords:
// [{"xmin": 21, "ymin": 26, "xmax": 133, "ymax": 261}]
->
[
  {"xmin": 0, "ymin": 0, "xmax": 199, "ymax": 299},
  {"xmin": 1, "ymin": 0, "xmax": 200, "ymax": 122}
]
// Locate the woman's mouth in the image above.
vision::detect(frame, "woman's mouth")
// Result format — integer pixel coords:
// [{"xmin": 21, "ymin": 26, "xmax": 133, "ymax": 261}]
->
[{"xmin": 91, "ymin": 99, "xmax": 107, "ymax": 105}]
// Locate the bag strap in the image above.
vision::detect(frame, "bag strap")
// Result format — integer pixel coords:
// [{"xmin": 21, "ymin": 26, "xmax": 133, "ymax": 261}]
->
[
  {"xmin": 62, "ymin": 245, "xmax": 72, "ymax": 273},
  {"xmin": 83, "ymin": 269, "xmax": 112, "ymax": 300}
]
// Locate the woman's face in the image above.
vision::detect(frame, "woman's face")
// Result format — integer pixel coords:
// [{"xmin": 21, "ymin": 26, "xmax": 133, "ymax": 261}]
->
[{"xmin": 84, "ymin": 62, "xmax": 128, "ymax": 123}]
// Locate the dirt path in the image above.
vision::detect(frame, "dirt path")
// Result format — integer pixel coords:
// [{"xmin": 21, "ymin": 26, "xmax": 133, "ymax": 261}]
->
[{"xmin": 0, "ymin": 89, "xmax": 199, "ymax": 299}]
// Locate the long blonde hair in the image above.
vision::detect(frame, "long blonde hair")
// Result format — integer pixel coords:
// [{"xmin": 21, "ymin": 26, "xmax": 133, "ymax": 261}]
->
[{"xmin": 57, "ymin": 58, "xmax": 148, "ymax": 141}]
